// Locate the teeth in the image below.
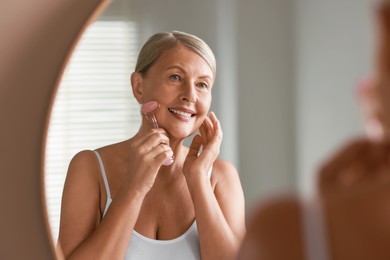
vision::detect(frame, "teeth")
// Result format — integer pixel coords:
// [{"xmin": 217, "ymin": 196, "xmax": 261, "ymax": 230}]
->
[{"xmin": 169, "ymin": 108, "xmax": 192, "ymax": 117}]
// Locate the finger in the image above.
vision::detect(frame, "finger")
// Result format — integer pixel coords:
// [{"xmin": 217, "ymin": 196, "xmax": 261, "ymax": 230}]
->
[
  {"xmin": 205, "ymin": 112, "xmax": 223, "ymax": 148},
  {"xmin": 153, "ymin": 147, "xmax": 174, "ymax": 166},
  {"xmin": 197, "ymin": 115, "xmax": 222, "ymax": 165},
  {"xmin": 138, "ymin": 132, "xmax": 170, "ymax": 154},
  {"xmin": 132, "ymin": 128, "xmax": 168, "ymax": 146},
  {"xmin": 199, "ymin": 122, "xmax": 208, "ymax": 147},
  {"xmin": 209, "ymin": 112, "xmax": 222, "ymax": 134},
  {"xmin": 149, "ymin": 143, "xmax": 173, "ymax": 159},
  {"xmin": 187, "ymin": 134, "xmax": 202, "ymax": 159},
  {"xmin": 203, "ymin": 116, "xmax": 214, "ymax": 142}
]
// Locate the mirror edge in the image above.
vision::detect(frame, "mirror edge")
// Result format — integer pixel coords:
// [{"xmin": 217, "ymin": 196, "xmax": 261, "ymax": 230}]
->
[{"xmin": 0, "ymin": 0, "xmax": 110, "ymax": 259}]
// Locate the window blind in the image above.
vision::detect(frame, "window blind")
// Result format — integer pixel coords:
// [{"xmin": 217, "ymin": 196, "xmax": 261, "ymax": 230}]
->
[{"xmin": 44, "ymin": 20, "xmax": 141, "ymax": 241}]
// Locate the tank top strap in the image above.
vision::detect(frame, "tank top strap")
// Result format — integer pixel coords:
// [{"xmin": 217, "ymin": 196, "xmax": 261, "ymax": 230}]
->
[
  {"xmin": 301, "ymin": 195, "xmax": 330, "ymax": 260},
  {"xmin": 93, "ymin": 150, "xmax": 112, "ymax": 217}
]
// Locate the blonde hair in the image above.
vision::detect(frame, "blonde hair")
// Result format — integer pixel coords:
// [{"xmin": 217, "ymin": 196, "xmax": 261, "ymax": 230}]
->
[{"xmin": 135, "ymin": 31, "xmax": 216, "ymax": 79}]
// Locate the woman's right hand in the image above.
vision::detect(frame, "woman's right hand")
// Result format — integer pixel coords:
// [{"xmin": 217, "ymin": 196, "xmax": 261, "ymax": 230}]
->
[{"xmin": 124, "ymin": 128, "xmax": 173, "ymax": 194}]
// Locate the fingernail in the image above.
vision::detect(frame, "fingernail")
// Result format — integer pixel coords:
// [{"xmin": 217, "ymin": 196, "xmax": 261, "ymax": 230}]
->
[{"xmin": 141, "ymin": 101, "xmax": 159, "ymax": 113}]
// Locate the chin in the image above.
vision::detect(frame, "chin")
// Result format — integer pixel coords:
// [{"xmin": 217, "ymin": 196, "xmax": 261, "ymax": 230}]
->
[
  {"xmin": 169, "ymin": 131, "xmax": 193, "ymax": 140},
  {"xmin": 166, "ymin": 127, "xmax": 196, "ymax": 140}
]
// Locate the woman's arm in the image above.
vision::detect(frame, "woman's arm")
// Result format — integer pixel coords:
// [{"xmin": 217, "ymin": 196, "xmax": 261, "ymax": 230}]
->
[
  {"xmin": 58, "ymin": 150, "xmax": 146, "ymax": 260},
  {"xmin": 58, "ymin": 128, "xmax": 173, "ymax": 259},
  {"xmin": 188, "ymin": 160, "xmax": 246, "ymax": 260},
  {"xmin": 184, "ymin": 112, "xmax": 246, "ymax": 260}
]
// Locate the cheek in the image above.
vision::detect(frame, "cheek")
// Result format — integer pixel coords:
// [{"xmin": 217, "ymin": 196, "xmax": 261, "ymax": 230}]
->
[
  {"xmin": 199, "ymin": 96, "xmax": 212, "ymax": 114},
  {"xmin": 142, "ymin": 81, "xmax": 171, "ymax": 102}
]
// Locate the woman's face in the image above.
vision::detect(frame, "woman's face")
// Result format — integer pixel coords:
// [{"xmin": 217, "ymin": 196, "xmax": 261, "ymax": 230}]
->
[{"xmin": 137, "ymin": 45, "xmax": 214, "ymax": 139}]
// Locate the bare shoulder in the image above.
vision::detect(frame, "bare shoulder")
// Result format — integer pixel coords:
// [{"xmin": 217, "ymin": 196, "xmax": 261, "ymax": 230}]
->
[
  {"xmin": 62, "ymin": 149, "xmax": 103, "ymax": 211},
  {"xmin": 238, "ymin": 195, "xmax": 304, "ymax": 260},
  {"xmin": 65, "ymin": 150, "xmax": 100, "ymax": 184},
  {"xmin": 213, "ymin": 159, "xmax": 237, "ymax": 173},
  {"xmin": 62, "ymin": 149, "xmax": 102, "ymax": 209},
  {"xmin": 211, "ymin": 159, "xmax": 240, "ymax": 186},
  {"xmin": 211, "ymin": 159, "xmax": 243, "ymax": 204},
  {"xmin": 68, "ymin": 149, "xmax": 98, "ymax": 167}
]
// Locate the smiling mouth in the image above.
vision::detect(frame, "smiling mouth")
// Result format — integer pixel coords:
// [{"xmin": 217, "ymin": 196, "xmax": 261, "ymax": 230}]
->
[{"xmin": 168, "ymin": 108, "xmax": 196, "ymax": 118}]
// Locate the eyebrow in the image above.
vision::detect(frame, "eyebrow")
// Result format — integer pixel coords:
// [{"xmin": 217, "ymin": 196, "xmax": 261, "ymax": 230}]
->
[{"xmin": 166, "ymin": 65, "xmax": 213, "ymax": 81}]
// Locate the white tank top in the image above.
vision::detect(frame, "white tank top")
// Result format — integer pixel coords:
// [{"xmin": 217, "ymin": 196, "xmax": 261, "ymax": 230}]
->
[{"xmin": 94, "ymin": 150, "xmax": 205, "ymax": 260}]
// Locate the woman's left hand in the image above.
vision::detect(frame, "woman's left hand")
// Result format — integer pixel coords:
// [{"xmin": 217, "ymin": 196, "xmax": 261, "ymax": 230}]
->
[{"xmin": 183, "ymin": 112, "xmax": 223, "ymax": 180}]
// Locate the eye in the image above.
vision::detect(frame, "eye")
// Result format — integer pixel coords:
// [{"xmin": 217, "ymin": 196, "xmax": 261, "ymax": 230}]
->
[
  {"xmin": 197, "ymin": 82, "xmax": 209, "ymax": 89},
  {"xmin": 169, "ymin": 74, "xmax": 181, "ymax": 81}
]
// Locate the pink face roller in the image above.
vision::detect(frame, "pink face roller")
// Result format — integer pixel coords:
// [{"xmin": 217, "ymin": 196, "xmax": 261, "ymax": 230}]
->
[{"xmin": 140, "ymin": 101, "xmax": 174, "ymax": 166}]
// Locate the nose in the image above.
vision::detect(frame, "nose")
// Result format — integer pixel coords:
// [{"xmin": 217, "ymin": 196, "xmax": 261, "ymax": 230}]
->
[{"xmin": 181, "ymin": 80, "xmax": 196, "ymax": 103}]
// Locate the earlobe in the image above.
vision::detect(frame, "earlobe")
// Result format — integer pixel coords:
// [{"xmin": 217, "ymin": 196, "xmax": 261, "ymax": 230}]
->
[{"xmin": 131, "ymin": 72, "xmax": 143, "ymax": 103}]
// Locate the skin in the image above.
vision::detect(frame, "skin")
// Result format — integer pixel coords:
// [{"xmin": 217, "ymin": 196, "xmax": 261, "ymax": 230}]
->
[
  {"xmin": 237, "ymin": 2, "xmax": 390, "ymax": 259},
  {"xmin": 58, "ymin": 44, "xmax": 245, "ymax": 260}
]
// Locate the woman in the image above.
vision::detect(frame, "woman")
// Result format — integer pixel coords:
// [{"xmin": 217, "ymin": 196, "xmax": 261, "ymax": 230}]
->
[{"xmin": 58, "ymin": 31, "xmax": 246, "ymax": 259}]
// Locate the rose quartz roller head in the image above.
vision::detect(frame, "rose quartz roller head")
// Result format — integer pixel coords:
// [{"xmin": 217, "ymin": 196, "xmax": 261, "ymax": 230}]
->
[
  {"xmin": 141, "ymin": 101, "xmax": 160, "ymax": 128},
  {"xmin": 140, "ymin": 101, "xmax": 174, "ymax": 166}
]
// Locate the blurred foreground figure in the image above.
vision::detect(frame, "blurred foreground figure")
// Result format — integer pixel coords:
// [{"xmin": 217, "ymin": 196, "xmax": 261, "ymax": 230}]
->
[
  {"xmin": 237, "ymin": 2, "xmax": 390, "ymax": 260},
  {"xmin": 237, "ymin": 139, "xmax": 390, "ymax": 260}
]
